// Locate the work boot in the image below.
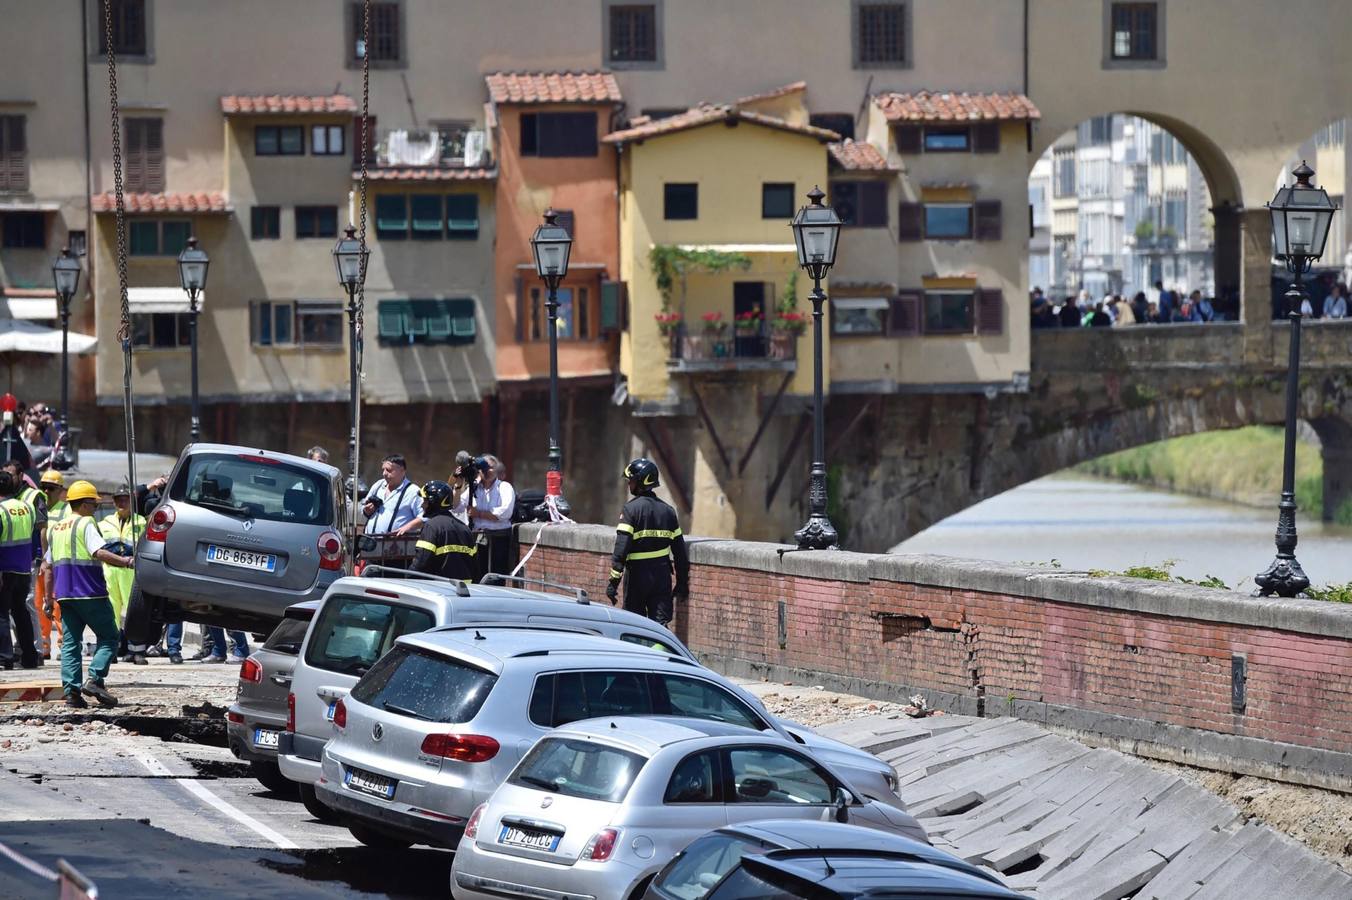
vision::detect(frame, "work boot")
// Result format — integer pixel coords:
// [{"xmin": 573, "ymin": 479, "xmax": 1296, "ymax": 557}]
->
[
  {"xmin": 80, "ymin": 680, "xmax": 118, "ymax": 709},
  {"xmin": 64, "ymin": 693, "xmax": 88, "ymax": 709},
  {"xmin": 129, "ymin": 652, "xmax": 148, "ymax": 666}
]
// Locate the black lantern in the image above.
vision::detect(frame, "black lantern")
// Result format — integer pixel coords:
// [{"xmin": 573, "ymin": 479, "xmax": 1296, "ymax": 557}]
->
[
  {"xmin": 1255, "ymin": 162, "xmax": 1341, "ymax": 598},
  {"xmin": 333, "ymin": 223, "xmax": 369, "ymax": 542},
  {"xmin": 332, "ymin": 224, "xmax": 369, "ymax": 290},
  {"xmin": 528, "ymin": 209, "xmax": 574, "ymax": 518},
  {"xmin": 175, "ymin": 237, "xmax": 209, "ymax": 443},
  {"xmin": 788, "ymin": 186, "xmax": 843, "ymax": 551},
  {"xmin": 50, "ymin": 247, "xmax": 82, "ymax": 446}
]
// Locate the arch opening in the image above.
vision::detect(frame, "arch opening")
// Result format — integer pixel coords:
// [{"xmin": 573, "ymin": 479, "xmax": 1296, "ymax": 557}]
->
[{"xmin": 1273, "ymin": 118, "xmax": 1351, "ymax": 321}]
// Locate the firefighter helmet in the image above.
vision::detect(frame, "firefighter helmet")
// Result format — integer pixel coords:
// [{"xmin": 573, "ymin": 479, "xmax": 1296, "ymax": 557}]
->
[
  {"xmin": 623, "ymin": 458, "xmax": 660, "ymax": 490},
  {"xmin": 421, "ymin": 480, "xmax": 455, "ymax": 514}
]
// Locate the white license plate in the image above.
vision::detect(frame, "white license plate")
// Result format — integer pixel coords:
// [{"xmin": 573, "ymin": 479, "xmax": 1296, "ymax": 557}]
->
[
  {"xmin": 499, "ymin": 825, "xmax": 561, "ymax": 852},
  {"xmin": 344, "ymin": 766, "xmax": 395, "ymax": 800},
  {"xmin": 253, "ymin": 728, "xmax": 280, "ymax": 749},
  {"xmin": 206, "ymin": 545, "xmax": 277, "ymax": 572}
]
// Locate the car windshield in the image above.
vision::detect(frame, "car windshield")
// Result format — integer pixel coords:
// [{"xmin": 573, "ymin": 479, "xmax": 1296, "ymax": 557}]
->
[
  {"xmin": 509, "ymin": 737, "xmax": 646, "ymax": 803},
  {"xmin": 171, "ymin": 452, "xmax": 332, "ymax": 525},
  {"xmin": 349, "ymin": 645, "xmax": 497, "ymax": 723},
  {"xmin": 303, "ymin": 596, "xmax": 434, "ymax": 677},
  {"xmin": 262, "ymin": 616, "xmax": 311, "ymax": 655},
  {"xmin": 655, "ymin": 834, "xmax": 769, "ymax": 900}
]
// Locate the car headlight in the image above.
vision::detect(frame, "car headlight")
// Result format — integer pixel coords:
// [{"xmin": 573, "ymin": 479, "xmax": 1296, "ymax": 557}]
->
[{"xmin": 884, "ymin": 768, "xmax": 899, "ymax": 792}]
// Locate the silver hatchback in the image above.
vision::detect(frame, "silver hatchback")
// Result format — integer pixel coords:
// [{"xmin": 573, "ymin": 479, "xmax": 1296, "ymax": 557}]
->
[
  {"xmin": 451, "ymin": 717, "xmax": 926, "ymax": 900},
  {"xmin": 134, "ymin": 443, "xmax": 346, "ymax": 634}
]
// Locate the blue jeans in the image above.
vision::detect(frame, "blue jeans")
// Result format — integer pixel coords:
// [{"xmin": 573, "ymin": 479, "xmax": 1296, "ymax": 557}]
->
[
  {"xmin": 165, "ymin": 623, "xmax": 182, "ymax": 655},
  {"xmin": 204, "ymin": 627, "xmax": 249, "ymax": 659}
]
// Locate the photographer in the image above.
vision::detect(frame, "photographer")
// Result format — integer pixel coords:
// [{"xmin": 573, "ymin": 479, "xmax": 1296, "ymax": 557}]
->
[
  {"xmin": 468, "ymin": 454, "xmax": 514, "ymax": 578},
  {"xmin": 361, "ymin": 454, "xmax": 422, "ymax": 536},
  {"xmin": 450, "ymin": 450, "xmax": 474, "ymax": 524}
]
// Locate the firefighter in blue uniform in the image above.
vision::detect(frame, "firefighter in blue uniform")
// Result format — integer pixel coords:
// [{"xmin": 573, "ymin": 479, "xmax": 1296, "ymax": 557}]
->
[{"xmin": 606, "ymin": 459, "xmax": 688, "ymax": 625}]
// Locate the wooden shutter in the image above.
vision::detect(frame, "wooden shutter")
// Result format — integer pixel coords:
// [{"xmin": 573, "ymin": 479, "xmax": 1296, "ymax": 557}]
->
[
  {"xmin": 124, "ymin": 118, "xmax": 144, "ymax": 192},
  {"xmin": 0, "ymin": 116, "xmax": 26, "ymax": 192},
  {"xmin": 514, "ymin": 274, "xmax": 524, "ymax": 343},
  {"xmin": 600, "ymin": 280, "xmax": 625, "ymax": 334},
  {"xmin": 897, "ymin": 202, "xmax": 923, "ymax": 241},
  {"xmin": 894, "ymin": 125, "xmax": 922, "ymax": 154},
  {"xmin": 973, "ymin": 122, "xmax": 1000, "ymax": 153},
  {"xmin": 888, "ymin": 292, "xmax": 921, "ymax": 336},
  {"xmin": 143, "ymin": 118, "xmax": 164, "ymax": 193},
  {"xmin": 976, "ymin": 288, "xmax": 1004, "ymax": 335},
  {"xmin": 975, "ymin": 200, "xmax": 1002, "ymax": 240},
  {"xmin": 859, "ymin": 182, "xmax": 888, "ymax": 227}
]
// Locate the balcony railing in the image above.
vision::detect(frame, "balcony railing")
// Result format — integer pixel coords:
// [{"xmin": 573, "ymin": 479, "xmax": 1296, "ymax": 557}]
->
[{"xmin": 665, "ymin": 322, "xmax": 798, "ymax": 373}]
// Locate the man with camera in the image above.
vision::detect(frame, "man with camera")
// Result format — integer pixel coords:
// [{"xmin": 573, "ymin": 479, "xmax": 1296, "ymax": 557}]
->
[
  {"xmin": 361, "ymin": 454, "xmax": 423, "ymax": 537},
  {"xmin": 467, "ymin": 454, "xmax": 515, "ymax": 578}
]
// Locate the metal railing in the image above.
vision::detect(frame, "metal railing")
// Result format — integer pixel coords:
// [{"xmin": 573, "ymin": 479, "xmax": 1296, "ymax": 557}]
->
[{"xmin": 665, "ymin": 322, "xmax": 798, "ymax": 363}]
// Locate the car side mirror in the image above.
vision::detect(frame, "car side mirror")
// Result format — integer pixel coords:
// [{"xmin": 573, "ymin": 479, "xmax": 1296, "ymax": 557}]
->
[
  {"xmin": 834, "ymin": 787, "xmax": 851, "ymax": 823},
  {"xmin": 357, "ymin": 536, "xmax": 377, "ymax": 553}
]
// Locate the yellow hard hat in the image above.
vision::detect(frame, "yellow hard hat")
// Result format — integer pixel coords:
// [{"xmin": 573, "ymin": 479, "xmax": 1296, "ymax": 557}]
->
[
  {"xmin": 66, "ymin": 481, "xmax": 100, "ymax": 503},
  {"xmin": 40, "ymin": 470, "xmax": 64, "ymax": 487}
]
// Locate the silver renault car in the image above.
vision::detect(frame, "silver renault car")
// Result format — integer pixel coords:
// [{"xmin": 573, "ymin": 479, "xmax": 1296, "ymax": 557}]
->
[
  {"xmin": 134, "ymin": 443, "xmax": 346, "ymax": 634},
  {"xmin": 450, "ymin": 717, "xmax": 927, "ymax": 900}
]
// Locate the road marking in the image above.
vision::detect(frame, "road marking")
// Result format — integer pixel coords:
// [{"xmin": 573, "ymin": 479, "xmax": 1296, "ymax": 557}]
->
[{"xmin": 134, "ymin": 752, "xmax": 299, "ymax": 850}]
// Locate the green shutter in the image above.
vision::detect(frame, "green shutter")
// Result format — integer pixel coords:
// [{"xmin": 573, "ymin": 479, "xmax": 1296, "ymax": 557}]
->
[
  {"xmin": 129, "ymin": 221, "xmax": 159, "ymax": 255},
  {"xmin": 410, "ymin": 195, "xmax": 443, "ymax": 239},
  {"xmin": 406, "ymin": 299, "xmax": 436, "ymax": 340},
  {"xmin": 445, "ymin": 194, "xmax": 479, "ymax": 240},
  {"xmin": 424, "ymin": 300, "xmax": 453, "ymax": 341},
  {"xmin": 447, "ymin": 298, "xmax": 477, "ymax": 343},
  {"xmin": 600, "ymin": 280, "xmax": 625, "ymax": 333},
  {"xmin": 161, "ymin": 221, "xmax": 191, "ymax": 256},
  {"xmin": 375, "ymin": 194, "xmax": 408, "ymax": 239},
  {"xmin": 377, "ymin": 299, "xmax": 410, "ymax": 342}
]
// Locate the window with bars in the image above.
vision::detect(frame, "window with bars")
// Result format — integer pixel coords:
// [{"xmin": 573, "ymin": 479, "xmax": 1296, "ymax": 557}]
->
[
  {"xmin": 97, "ymin": 0, "xmax": 148, "ymax": 57},
  {"xmin": 124, "ymin": 117, "xmax": 164, "ymax": 193},
  {"xmin": 351, "ymin": 1, "xmax": 402, "ymax": 64},
  {"xmin": 1111, "ymin": 2, "xmax": 1158, "ymax": 60},
  {"xmin": 0, "ymin": 116, "xmax": 26, "ymax": 192},
  {"xmin": 854, "ymin": 2, "xmax": 908, "ymax": 68},
  {"xmin": 609, "ymin": 4, "xmax": 657, "ymax": 63}
]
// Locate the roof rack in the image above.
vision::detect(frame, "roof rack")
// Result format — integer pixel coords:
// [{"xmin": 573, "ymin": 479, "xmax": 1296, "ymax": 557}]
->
[
  {"xmin": 480, "ymin": 573, "xmax": 589, "ymax": 604},
  {"xmin": 424, "ymin": 622, "xmax": 598, "ymax": 639},
  {"xmin": 358, "ymin": 565, "xmax": 471, "ymax": 597}
]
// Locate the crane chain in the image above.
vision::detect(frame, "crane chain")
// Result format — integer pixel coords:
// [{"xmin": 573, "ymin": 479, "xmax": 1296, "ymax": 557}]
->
[{"xmin": 350, "ymin": 0, "xmax": 372, "ymax": 558}]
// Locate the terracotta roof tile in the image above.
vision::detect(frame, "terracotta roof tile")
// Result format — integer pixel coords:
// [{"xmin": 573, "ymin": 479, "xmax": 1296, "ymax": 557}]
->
[
  {"xmin": 604, "ymin": 104, "xmax": 838, "ymax": 145},
  {"xmin": 735, "ymin": 81, "xmax": 808, "ymax": 105},
  {"xmin": 485, "ymin": 72, "xmax": 622, "ymax": 105},
  {"xmin": 220, "ymin": 95, "xmax": 356, "ymax": 115},
  {"xmin": 359, "ymin": 167, "xmax": 497, "ymax": 182},
  {"xmin": 874, "ymin": 91, "xmax": 1040, "ymax": 123},
  {"xmin": 91, "ymin": 192, "xmax": 231, "ymax": 214},
  {"xmin": 828, "ymin": 139, "xmax": 897, "ymax": 172}
]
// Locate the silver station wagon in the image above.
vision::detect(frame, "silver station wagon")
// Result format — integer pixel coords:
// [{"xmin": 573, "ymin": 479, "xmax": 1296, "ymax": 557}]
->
[{"xmin": 451, "ymin": 718, "xmax": 927, "ymax": 900}]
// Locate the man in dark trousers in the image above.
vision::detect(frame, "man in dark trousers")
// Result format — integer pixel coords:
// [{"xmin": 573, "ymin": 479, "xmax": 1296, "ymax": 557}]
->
[
  {"xmin": 606, "ymin": 459, "xmax": 688, "ymax": 626},
  {"xmin": 410, "ymin": 480, "xmax": 477, "ymax": 582}
]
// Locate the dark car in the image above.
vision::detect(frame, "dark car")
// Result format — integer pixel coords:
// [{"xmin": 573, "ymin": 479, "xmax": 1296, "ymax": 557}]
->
[
  {"xmin": 644, "ymin": 820, "xmax": 1023, "ymax": 900},
  {"xmin": 226, "ymin": 600, "xmax": 320, "ymax": 794}
]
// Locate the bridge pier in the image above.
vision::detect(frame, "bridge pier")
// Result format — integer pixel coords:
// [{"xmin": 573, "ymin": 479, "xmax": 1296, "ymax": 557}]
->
[
  {"xmin": 1313, "ymin": 418, "xmax": 1352, "ymax": 525},
  {"xmin": 1239, "ymin": 208, "xmax": 1275, "ymax": 366}
]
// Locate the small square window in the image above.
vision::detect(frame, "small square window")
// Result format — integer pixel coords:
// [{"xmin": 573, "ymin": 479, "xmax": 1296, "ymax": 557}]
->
[
  {"xmin": 761, "ymin": 183, "xmax": 795, "ymax": 219},
  {"xmin": 251, "ymin": 206, "xmax": 280, "ymax": 240},
  {"xmin": 352, "ymin": 1, "xmax": 402, "ymax": 64},
  {"xmin": 67, "ymin": 230, "xmax": 87, "ymax": 257},
  {"xmin": 311, "ymin": 124, "xmax": 345, "ymax": 156},
  {"xmin": 831, "ymin": 298, "xmax": 889, "ymax": 336},
  {"xmin": 255, "ymin": 127, "xmax": 279, "ymax": 156},
  {"xmin": 278, "ymin": 126, "xmax": 304, "ymax": 155},
  {"xmin": 923, "ymin": 127, "xmax": 970, "ymax": 152},
  {"xmin": 831, "ymin": 181, "xmax": 888, "ymax": 228},
  {"xmin": 609, "ymin": 4, "xmax": 657, "ymax": 63},
  {"xmin": 296, "ymin": 205, "xmax": 338, "ymax": 239},
  {"xmin": 855, "ymin": 2, "xmax": 909, "ymax": 68},
  {"xmin": 1111, "ymin": 2, "xmax": 1158, "ymax": 61},
  {"xmin": 161, "ymin": 221, "xmax": 191, "ymax": 255},
  {"xmin": 923, "ymin": 291, "xmax": 974, "ymax": 334},
  {"xmin": 924, "ymin": 204, "xmax": 973, "ymax": 240},
  {"xmin": 1, "ymin": 213, "xmax": 44, "ymax": 249},
  {"xmin": 664, "ymin": 183, "xmax": 697, "ymax": 220},
  {"xmin": 129, "ymin": 220, "xmax": 159, "ymax": 255},
  {"xmin": 98, "ymin": 0, "xmax": 148, "ymax": 57}
]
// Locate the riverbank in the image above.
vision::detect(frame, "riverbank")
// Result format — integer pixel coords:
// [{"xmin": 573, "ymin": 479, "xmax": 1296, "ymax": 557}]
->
[{"xmin": 1075, "ymin": 426, "xmax": 1351, "ymax": 523}]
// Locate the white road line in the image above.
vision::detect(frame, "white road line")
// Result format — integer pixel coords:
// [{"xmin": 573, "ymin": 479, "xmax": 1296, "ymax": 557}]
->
[{"xmin": 134, "ymin": 752, "xmax": 299, "ymax": 850}]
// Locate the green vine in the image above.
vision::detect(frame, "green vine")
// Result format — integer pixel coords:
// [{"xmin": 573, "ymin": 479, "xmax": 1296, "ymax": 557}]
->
[
  {"xmin": 648, "ymin": 245, "xmax": 751, "ymax": 311},
  {"xmin": 779, "ymin": 270, "xmax": 799, "ymax": 314}
]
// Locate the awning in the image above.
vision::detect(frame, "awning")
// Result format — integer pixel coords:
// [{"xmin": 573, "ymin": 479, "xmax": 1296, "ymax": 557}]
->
[
  {"xmin": 128, "ymin": 287, "xmax": 203, "ymax": 314},
  {"xmin": 673, "ymin": 243, "xmax": 797, "ymax": 254},
  {"xmin": 0, "ymin": 319, "xmax": 97, "ymax": 354},
  {"xmin": 833, "ymin": 297, "xmax": 891, "ymax": 310},
  {"xmin": 0, "ymin": 200, "xmax": 59, "ymax": 212},
  {"xmin": 1, "ymin": 290, "xmax": 57, "ymax": 319}
]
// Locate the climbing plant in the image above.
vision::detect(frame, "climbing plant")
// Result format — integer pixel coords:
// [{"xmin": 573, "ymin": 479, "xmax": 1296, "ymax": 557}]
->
[
  {"xmin": 778, "ymin": 270, "xmax": 799, "ymax": 314},
  {"xmin": 648, "ymin": 245, "xmax": 751, "ymax": 311}
]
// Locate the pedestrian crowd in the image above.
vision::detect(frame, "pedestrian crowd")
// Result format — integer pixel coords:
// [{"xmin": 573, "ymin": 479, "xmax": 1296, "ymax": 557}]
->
[{"xmin": 1031, "ymin": 281, "xmax": 1229, "ymax": 329}]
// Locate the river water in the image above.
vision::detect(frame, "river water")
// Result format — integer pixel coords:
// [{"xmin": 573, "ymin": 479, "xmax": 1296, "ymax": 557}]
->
[{"xmin": 891, "ymin": 474, "xmax": 1352, "ymax": 590}]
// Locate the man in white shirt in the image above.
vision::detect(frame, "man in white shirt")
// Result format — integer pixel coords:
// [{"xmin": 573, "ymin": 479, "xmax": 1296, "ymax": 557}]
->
[
  {"xmin": 362, "ymin": 455, "xmax": 423, "ymax": 536},
  {"xmin": 1323, "ymin": 283, "xmax": 1349, "ymax": 319},
  {"xmin": 469, "ymin": 454, "xmax": 515, "ymax": 577}
]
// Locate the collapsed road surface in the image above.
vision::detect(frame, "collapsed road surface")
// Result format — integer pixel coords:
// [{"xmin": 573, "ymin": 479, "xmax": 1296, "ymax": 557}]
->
[{"xmin": 2, "ymin": 662, "xmax": 1350, "ymax": 898}]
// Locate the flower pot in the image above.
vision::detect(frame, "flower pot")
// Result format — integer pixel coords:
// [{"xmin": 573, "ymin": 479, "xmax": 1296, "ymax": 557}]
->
[
  {"xmin": 682, "ymin": 334, "xmax": 707, "ymax": 360},
  {"xmin": 770, "ymin": 332, "xmax": 795, "ymax": 360}
]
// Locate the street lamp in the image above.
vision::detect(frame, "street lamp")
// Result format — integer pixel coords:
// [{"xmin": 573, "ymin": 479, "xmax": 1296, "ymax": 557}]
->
[
  {"xmin": 1255, "ymin": 161, "xmax": 1337, "ymax": 598},
  {"xmin": 51, "ymin": 247, "xmax": 81, "ymax": 451},
  {"xmin": 177, "ymin": 236, "xmax": 209, "ymax": 442},
  {"xmin": 529, "ymin": 208, "xmax": 573, "ymax": 519},
  {"xmin": 332, "ymin": 224, "xmax": 370, "ymax": 495},
  {"xmin": 789, "ymin": 186, "xmax": 842, "ymax": 550}
]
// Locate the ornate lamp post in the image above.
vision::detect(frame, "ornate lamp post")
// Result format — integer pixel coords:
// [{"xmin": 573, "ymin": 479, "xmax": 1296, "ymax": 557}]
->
[
  {"xmin": 789, "ymin": 186, "xmax": 842, "ymax": 550},
  {"xmin": 176, "ymin": 237, "xmax": 209, "ymax": 442},
  {"xmin": 1255, "ymin": 162, "xmax": 1337, "ymax": 597},
  {"xmin": 50, "ymin": 247, "xmax": 81, "ymax": 445},
  {"xmin": 529, "ymin": 209, "xmax": 574, "ymax": 519},
  {"xmin": 332, "ymin": 225, "xmax": 370, "ymax": 482}
]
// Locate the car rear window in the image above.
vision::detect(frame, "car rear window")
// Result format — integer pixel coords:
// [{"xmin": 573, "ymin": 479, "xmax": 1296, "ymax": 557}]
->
[
  {"xmin": 171, "ymin": 452, "xmax": 332, "ymax": 525},
  {"xmin": 655, "ymin": 834, "xmax": 771, "ymax": 900},
  {"xmin": 304, "ymin": 596, "xmax": 434, "ymax": 677},
  {"xmin": 262, "ymin": 616, "xmax": 311, "ymax": 655},
  {"xmin": 509, "ymin": 737, "xmax": 646, "ymax": 803},
  {"xmin": 349, "ymin": 645, "xmax": 497, "ymax": 723}
]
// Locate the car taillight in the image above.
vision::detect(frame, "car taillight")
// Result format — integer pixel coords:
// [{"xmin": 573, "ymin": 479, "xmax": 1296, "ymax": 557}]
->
[
  {"xmin": 239, "ymin": 657, "xmax": 262, "ymax": 684},
  {"xmin": 583, "ymin": 828, "xmax": 620, "ymax": 862},
  {"xmin": 419, "ymin": 733, "xmax": 500, "ymax": 762},
  {"xmin": 332, "ymin": 698, "xmax": 346, "ymax": 729},
  {"xmin": 317, "ymin": 531, "xmax": 344, "ymax": 571},
  {"xmin": 464, "ymin": 803, "xmax": 486, "ymax": 840},
  {"xmin": 145, "ymin": 505, "xmax": 175, "ymax": 543},
  {"xmin": 225, "ymin": 710, "xmax": 244, "ymax": 724},
  {"xmin": 286, "ymin": 692, "xmax": 295, "ymax": 732}
]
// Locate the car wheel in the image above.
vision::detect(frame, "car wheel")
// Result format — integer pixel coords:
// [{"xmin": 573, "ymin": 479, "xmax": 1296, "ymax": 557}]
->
[
  {"xmin": 298, "ymin": 783, "xmax": 341, "ymax": 824},
  {"xmin": 348, "ymin": 824, "xmax": 413, "ymax": 850},
  {"xmin": 249, "ymin": 761, "xmax": 295, "ymax": 796}
]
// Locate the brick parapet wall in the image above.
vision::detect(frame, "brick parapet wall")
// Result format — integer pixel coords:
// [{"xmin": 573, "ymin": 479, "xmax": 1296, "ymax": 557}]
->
[{"xmin": 518, "ymin": 523, "xmax": 1352, "ymax": 790}]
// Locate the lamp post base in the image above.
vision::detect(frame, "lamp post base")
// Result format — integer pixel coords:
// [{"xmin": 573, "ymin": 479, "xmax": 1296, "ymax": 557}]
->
[
  {"xmin": 794, "ymin": 513, "xmax": 839, "ymax": 551},
  {"xmin": 533, "ymin": 494, "xmax": 572, "ymax": 522},
  {"xmin": 1254, "ymin": 555, "xmax": 1310, "ymax": 598}
]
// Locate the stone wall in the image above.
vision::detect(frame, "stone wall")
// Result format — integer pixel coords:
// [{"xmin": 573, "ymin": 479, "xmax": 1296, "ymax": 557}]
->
[{"xmin": 520, "ymin": 522, "xmax": 1352, "ymax": 791}]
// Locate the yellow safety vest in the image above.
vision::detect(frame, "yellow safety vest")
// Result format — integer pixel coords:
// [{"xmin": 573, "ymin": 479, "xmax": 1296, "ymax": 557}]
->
[
  {"xmin": 50, "ymin": 515, "xmax": 108, "ymax": 601},
  {"xmin": 0, "ymin": 496, "xmax": 35, "ymax": 573},
  {"xmin": 99, "ymin": 512, "xmax": 146, "ymax": 545}
]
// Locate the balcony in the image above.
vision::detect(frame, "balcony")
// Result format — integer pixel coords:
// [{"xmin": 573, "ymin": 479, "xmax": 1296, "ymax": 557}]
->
[
  {"xmin": 664, "ymin": 321, "xmax": 797, "ymax": 374},
  {"xmin": 371, "ymin": 126, "xmax": 489, "ymax": 169}
]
